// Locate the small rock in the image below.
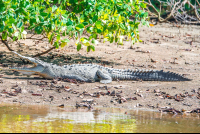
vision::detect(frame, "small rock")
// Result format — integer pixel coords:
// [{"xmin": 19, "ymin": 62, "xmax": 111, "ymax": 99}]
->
[
  {"xmin": 154, "ymin": 89, "xmax": 160, "ymax": 93},
  {"xmin": 82, "ymin": 99, "xmax": 94, "ymax": 103},
  {"xmin": 58, "ymin": 104, "xmax": 64, "ymax": 108},
  {"xmin": 13, "ymin": 99, "xmax": 17, "ymax": 102},
  {"xmin": 132, "ymin": 97, "xmax": 137, "ymax": 100},
  {"xmin": 65, "ymin": 88, "xmax": 73, "ymax": 92},
  {"xmin": 136, "ymin": 103, "xmax": 143, "ymax": 107},
  {"xmin": 49, "ymin": 96, "xmax": 54, "ymax": 101},
  {"xmin": 110, "ymin": 90, "xmax": 116, "ymax": 96},
  {"xmin": 137, "ymin": 93, "xmax": 143, "ymax": 98},
  {"xmin": 79, "ymin": 95, "xmax": 84, "ymax": 99},
  {"xmin": 32, "ymin": 93, "xmax": 42, "ymax": 96},
  {"xmin": 114, "ymin": 85, "xmax": 125, "ymax": 89},
  {"xmin": 37, "ymin": 88, "xmax": 43, "ymax": 92},
  {"xmin": 120, "ymin": 97, "xmax": 127, "ymax": 103}
]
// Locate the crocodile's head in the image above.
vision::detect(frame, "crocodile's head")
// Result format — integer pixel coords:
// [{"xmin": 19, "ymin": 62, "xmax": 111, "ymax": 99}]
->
[{"xmin": 10, "ymin": 51, "xmax": 48, "ymax": 78}]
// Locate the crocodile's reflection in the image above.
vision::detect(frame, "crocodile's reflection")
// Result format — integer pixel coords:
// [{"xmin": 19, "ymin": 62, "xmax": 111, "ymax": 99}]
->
[
  {"xmin": 0, "ymin": 104, "xmax": 136, "ymax": 133},
  {"xmin": 0, "ymin": 104, "xmax": 199, "ymax": 133}
]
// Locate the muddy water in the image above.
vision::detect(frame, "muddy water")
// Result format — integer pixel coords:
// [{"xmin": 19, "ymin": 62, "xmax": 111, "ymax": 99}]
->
[{"xmin": 0, "ymin": 104, "xmax": 199, "ymax": 133}]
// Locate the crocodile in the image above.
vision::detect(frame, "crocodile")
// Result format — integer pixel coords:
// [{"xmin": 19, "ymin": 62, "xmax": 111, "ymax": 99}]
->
[{"xmin": 9, "ymin": 51, "xmax": 191, "ymax": 84}]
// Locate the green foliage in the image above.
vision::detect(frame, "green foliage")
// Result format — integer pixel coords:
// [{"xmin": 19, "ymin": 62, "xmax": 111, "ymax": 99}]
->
[{"xmin": 0, "ymin": 0, "xmax": 149, "ymax": 52}]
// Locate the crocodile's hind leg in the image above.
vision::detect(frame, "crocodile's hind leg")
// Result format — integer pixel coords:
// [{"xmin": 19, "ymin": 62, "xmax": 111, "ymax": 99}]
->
[{"xmin": 96, "ymin": 70, "xmax": 112, "ymax": 84}]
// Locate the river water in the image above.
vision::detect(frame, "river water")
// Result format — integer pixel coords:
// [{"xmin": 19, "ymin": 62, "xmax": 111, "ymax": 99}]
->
[{"xmin": 0, "ymin": 104, "xmax": 199, "ymax": 133}]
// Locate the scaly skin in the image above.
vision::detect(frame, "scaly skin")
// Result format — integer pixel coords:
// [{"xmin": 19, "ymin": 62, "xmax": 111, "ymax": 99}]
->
[{"xmin": 10, "ymin": 51, "xmax": 191, "ymax": 84}]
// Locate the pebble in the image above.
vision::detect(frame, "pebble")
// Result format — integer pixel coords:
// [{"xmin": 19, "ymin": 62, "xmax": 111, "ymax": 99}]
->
[{"xmin": 82, "ymin": 99, "xmax": 94, "ymax": 103}]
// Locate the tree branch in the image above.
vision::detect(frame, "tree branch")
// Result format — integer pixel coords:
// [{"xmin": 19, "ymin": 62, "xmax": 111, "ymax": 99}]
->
[
  {"xmin": 0, "ymin": 35, "xmax": 56, "ymax": 57},
  {"xmin": 32, "ymin": 46, "xmax": 56, "ymax": 57},
  {"xmin": 185, "ymin": 0, "xmax": 200, "ymax": 21},
  {"xmin": 142, "ymin": 0, "xmax": 200, "ymax": 24},
  {"xmin": 0, "ymin": 36, "xmax": 14, "ymax": 51}
]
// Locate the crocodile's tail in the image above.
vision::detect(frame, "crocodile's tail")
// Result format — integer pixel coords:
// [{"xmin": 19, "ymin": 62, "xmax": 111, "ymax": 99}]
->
[{"xmin": 110, "ymin": 69, "xmax": 191, "ymax": 81}]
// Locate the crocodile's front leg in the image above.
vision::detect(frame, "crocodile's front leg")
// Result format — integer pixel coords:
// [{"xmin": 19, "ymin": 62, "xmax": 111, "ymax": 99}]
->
[{"xmin": 96, "ymin": 70, "xmax": 112, "ymax": 84}]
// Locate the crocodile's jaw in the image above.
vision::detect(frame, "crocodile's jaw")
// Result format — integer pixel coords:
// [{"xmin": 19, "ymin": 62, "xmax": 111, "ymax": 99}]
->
[{"xmin": 10, "ymin": 65, "xmax": 45, "ymax": 76}]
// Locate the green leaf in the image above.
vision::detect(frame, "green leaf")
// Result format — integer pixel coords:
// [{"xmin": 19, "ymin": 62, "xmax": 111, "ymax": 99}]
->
[
  {"xmin": 0, "ymin": 24, "xmax": 4, "ymax": 32},
  {"xmin": 89, "ymin": 19, "xmax": 93, "ymax": 24},
  {"xmin": 86, "ymin": 26, "xmax": 93, "ymax": 33},
  {"xmin": 67, "ymin": 25, "xmax": 73, "ymax": 32},
  {"xmin": 75, "ymin": 31, "xmax": 78, "ymax": 39},
  {"xmin": 92, "ymin": 15, "xmax": 98, "ymax": 23},
  {"xmin": 35, "ymin": 26, "xmax": 43, "ymax": 34},
  {"xmin": 30, "ymin": 18, "xmax": 36, "ymax": 25},
  {"xmin": 140, "ymin": 3, "xmax": 146, "ymax": 8},
  {"xmin": 139, "ymin": 40, "xmax": 143, "ymax": 42},
  {"xmin": 80, "ymin": 37, "xmax": 90, "ymax": 46},
  {"xmin": 97, "ymin": 29, "xmax": 102, "ymax": 33},
  {"xmin": 87, "ymin": 46, "xmax": 91, "ymax": 52},
  {"xmin": 38, "ymin": 16, "xmax": 44, "ymax": 22},
  {"xmin": 62, "ymin": 14, "xmax": 68, "ymax": 19},
  {"xmin": 54, "ymin": 41, "xmax": 59, "ymax": 49},
  {"xmin": 2, "ymin": 32, "xmax": 7, "ymax": 40},
  {"xmin": 56, "ymin": 34, "xmax": 60, "ymax": 41},
  {"xmin": 79, "ymin": 28, "xmax": 84, "ymax": 36},
  {"xmin": 77, "ymin": 43, "xmax": 82, "ymax": 51},
  {"xmin": 82, "ymin": 22, "xmax": 88, "ymax": 26},
  {"xmin": 75, "ymin": 24, "xmax": 84, "ymax": 30},
  {"xmin": 144, "ymin": 21, "xmax": 149, "ymax": 27},
  {"xmin": 20, "ymin": 26, "xmax": 24, "ymax": 33},
  {"xmin": 41, "ymin": 12, "xmax": 48, "ymax": 16},
  {"xmin": 91, "ymin": 39, "xmax": 98, "ymax": 45},
  {"xmin": 97, "ymin": 6, "xmax": 103, "ymax": 11},
  {"xmin": 52, "ymin": 5, "xmax": 58, "ymax": 12},
  {"xmin": 36, "ymin": 16, "xmax": 40, "ymax": 23},
  {"xmin": 13, "ymin": 36, "xmax": 17, "ymax": 41},
  {"xmin": 110, "ymin": 36, "xmax": 114, "ymax": 43},
  {"xmin": 115, "ymin": 36, "xmax": 118, "ymax": 43},
  {"xmin": 27, "ymin": 6, "xmax": 34, "ymax": 11},
  {"xmin": 134, "ymin": 22, "xmax": 140, "ymax": 28},
  {"xmin": 8, "ymin": 28, "xmax": 14, "ymax": 33},
  {"xmin": 17, "ymin": 21, "xmax": 23, "ymax": 28},
  {"xmin": 11, "ymin": 5, "xmax": 17, "ymax": 9},
  {"xmin": 95, "ymin": 21, "xmax": 102, "ymax": 29},
  {"xmin": 61, "ymin": 42, "xmax": 67, "ymax": 48},
  {"xmin": 111, "ymin": 24, "xmax": 118, "ymax": 31},
  {"xmin": 119, "ymin": 23, "xmax": 126, "ymax": 30},
  {"xmin": 143, "ymin": 12, "xmax": 148, "ymax": 18},
  {"xmin": 49, "ymin": 33, "xmax": 55, "ymax": 43},
  {"xmin": 60, "ymin": 38, "xmax": 69, "ymax": 47},
  {"xmin": 90, "ymin": 45, "xmax": 95, "ymax": 51},
  {"xmin": 62, "ymin": 38, "xmax": 70, "ymax": 43},
  {"xmin": 7, "ymin": 18, "xmax": 15, "ymax": 25},
  {"xmin": 66, "ymin": 19, "xmax": 73, "ymax": 26},
  {"xmin": 92, "ymin": 34, "xmax": 97, "ymax": 39},
  {"xmin": 28, "ymin": 24, "xmax": 36, "ymax": 30}
]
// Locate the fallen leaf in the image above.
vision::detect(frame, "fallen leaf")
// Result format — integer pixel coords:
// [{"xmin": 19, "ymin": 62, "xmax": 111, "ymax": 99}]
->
[{"xmin": 149, "ymin": 24, "xmax": 154, "ymax": 26}]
